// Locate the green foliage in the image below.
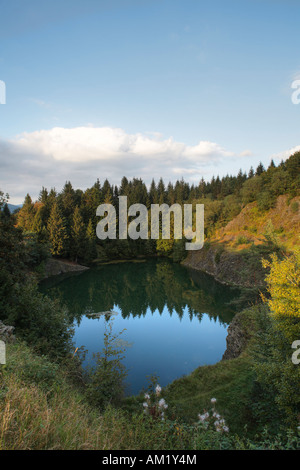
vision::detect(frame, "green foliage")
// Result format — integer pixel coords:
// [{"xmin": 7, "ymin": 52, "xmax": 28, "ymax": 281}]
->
[
  {"xmin": 156, "ymin": 237, "xmax": 173, "ymax": 256},
  {"xmin": 1, "ymin": 315, "xmax": 299, "ymax": 450},
  {"xmin": 241, "ymin": 175, "xmax": 263, "ymax": 204},
  {"xmin": 252, "ymin": 251, "xmax": 300, "ymax": 426},
  {"xmin": 291, "ymin": 201, "xmax": 299, "ymax": 213},
  {"xmin": 86, "ymin": 320, "xmax": 128, "ymax": 410},
  {"xmin": 172, "ymin": 238, "xmax": 187, "ymax": 262},
  {"xmin": 9, "ymin": 151, "xmax": 299, "ymax": 263},
  {"xmin": 16, "ymin": 194, "xmax": 35, "ymax": 231},
  {"xmin": 47, "ymin": 201, "xmax": 69, "ymax": 256},
  {"xmin": 22, "ymin": 232, "xmax": 50, "ymax": 268},
  {"xmin": 0, "ymin": 206, "xmax": 27, "ymax": 320},
  {"xmin": 7, "ymin": 282, "xmax": 74, "ymax": 361},
  {"xmin": 84, "ymin": 218, "xmax": 97, "ymax": 264},
  {"xmin": 71, "ymin": 206, "xmax": 86, "ymax": 262},
  {"xmin": 215, "ymin": 245, "xmax": 225, "ymax": 264},
  {"xmin": 257, "ymin": 190, "xmax": 275, "ymax": 211},
  {"xmin": 235, "ymin": 235, "xmax": 251, "ymax": 246}
]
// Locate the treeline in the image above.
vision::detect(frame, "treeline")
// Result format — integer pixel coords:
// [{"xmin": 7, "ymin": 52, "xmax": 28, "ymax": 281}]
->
[
  {"xmin": 13, "ymin": 151, "xmax": 300, "ymax": 263},
  {"xmin": 41, "ymin": 260, "xmax": 240, "ymax": 325},
  {"xmin": 0, "ymin": 191, "xmax": 74, "ymax": 360}
]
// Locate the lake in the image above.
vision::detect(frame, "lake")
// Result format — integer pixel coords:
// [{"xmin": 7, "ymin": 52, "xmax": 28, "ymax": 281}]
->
[{"xmin": 40, "ymin": 259, "xmax": 242, "ymax": 395}]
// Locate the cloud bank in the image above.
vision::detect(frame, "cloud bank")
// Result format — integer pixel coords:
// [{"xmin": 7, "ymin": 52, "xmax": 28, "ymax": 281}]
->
[{"xmin": 1, "ymin": 125, "xmax": 247, "ymax": 203}]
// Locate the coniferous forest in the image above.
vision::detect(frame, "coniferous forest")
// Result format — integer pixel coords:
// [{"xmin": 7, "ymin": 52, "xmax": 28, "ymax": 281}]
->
[
  {"xmin": 13, "ymin": 152, "xmax": 300, "ymax": 264},
  {"xmin": 0, "ymin": 152, "xmax": 299, "ymax": 450},
  {"xmin": 1, "ymin": 0, "xmax": 300, "ymax": 453}
]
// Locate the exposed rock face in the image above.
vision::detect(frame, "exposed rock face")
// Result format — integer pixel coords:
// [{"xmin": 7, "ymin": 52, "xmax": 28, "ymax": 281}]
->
[
  {"xmin": 0, "ymin": 321, "xmax": 15, "ymax": 343},
  {"xmin": 222, "ymin": 312, "xmax": 251, "ymax": 360},
  {"xmin": 182, "ymin": 244, "xmax": 266, "ymax": 288},
  {"xmin": 43, "ymin": 258, "xmax": 89, "ymax": 279}
]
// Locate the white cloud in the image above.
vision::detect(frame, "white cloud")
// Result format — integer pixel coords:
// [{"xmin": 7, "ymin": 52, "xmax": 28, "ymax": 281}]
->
[
  {"xmin": 239, "ymin": 149, "xmax": 253, "ymax": 157},
  {"xmin": 271, "ymin": 145, "xmax": 300, "ymax": 163},
  {"xmin": 0, "ymin": 126, "xmax": 246, "ymax": 203},
  {"xmin": 14, "ymin": 126, "xmax": 234, "ymax": 164}
]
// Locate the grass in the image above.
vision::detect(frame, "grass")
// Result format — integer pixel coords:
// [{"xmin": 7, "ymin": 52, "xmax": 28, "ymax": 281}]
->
[
  {"xmin": 0, "ymin": 342, "xmax": 199, "ymax": 450},
  {"xmin": 1, "ymin": 307, "xmax": 299, "ymax": 450}
]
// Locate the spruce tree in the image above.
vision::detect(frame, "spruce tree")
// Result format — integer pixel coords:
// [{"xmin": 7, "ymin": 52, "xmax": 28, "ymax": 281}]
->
[
  {"xmin": 85, "ymin": 218, "xmax": 97, "ymax": 263},
  {"xmin": 47, "ymin": 202, "xmax": 68, "ymax": 257},
  {"xmin": 71, "ymin": 206, "xmax": 86, "ymax": 262}
]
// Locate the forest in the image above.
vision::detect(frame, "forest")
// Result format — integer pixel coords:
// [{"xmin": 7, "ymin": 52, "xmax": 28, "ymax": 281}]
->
[
  {"xmin": 11, "ymin": 151, "xmax": 300, "ymax": 264},
  {"xmin": 0, "ymin": 151, "xmax": 299, "ymax": 450}
]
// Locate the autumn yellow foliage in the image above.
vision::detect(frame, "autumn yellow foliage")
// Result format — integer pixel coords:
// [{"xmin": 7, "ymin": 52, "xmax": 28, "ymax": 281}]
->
[{"xmin": 262, "ymin": 248, "xmax": 300, "ymax": 319}]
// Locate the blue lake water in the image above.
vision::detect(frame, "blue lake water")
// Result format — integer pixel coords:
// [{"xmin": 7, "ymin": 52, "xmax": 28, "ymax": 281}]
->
[{"xmin": 40, "ymin": 259, "xmax": 242, "ymax": 395}]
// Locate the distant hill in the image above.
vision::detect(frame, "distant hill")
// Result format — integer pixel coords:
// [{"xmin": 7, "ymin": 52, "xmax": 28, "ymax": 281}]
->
[{"xmin": 7, "ymin": 203, "xmax": 22, "ymax": 213}]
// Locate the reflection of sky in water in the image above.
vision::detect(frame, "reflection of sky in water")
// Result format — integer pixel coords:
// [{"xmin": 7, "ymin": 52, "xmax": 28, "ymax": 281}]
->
[
  {"xmin": 40, "ymin": 260, "xmax": 242, "ymax": 396},
  {"xmin": 74, "ymin": 304, "xmax": 229, "ymax": 395}
]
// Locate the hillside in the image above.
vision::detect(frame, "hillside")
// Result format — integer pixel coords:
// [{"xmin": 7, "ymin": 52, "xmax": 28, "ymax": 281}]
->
[
  {"xmin": 213, "ymin": 195, "xmax": 300, "ymax": 251},
  {"xmin": 183, "ymin": 195, "xmax": 300, "ymax": 288}
]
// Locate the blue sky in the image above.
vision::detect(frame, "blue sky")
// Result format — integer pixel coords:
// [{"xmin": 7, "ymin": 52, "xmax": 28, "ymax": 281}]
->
[{"xmin": 0, "ymin": 0, "xmax": 299, "ymax": 203}]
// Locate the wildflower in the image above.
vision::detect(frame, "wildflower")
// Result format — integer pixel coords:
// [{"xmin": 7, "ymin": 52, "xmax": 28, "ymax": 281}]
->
[
  {"xmin": 143, "ymin": 402, "xmax": 148, "ymax": 408},
  {"xmin": 155, "ymin": 384, "xmax": 162, "ymax": 396},
  {"xmin": 144, "ymin": 393, "xmax": 150, "ymax": 400},
  {"xmin": 158, "ymin": 398, "xmax": 168, "ymax": 409},
  {"xmin": 223, "ymin": 426, "xmax": 229, "ymax": 433},
  {"xmin": 211, "ymin": 398, "xmax": 217, "ymax": 404},
  {"xmin": 198, "ymin": 412, "xmax": 209, "ymax": 422}
]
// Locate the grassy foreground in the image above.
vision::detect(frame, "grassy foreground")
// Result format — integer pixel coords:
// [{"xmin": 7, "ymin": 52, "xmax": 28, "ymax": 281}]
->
[{"xmin": 1, "ymin": 306, "xmax": 299, "ymax": 450}]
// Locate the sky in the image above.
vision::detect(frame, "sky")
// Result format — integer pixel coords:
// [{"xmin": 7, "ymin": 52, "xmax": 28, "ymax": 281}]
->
[{"xmin": 0, "ymin": 0, "xmax": 300, "ymax": 204}]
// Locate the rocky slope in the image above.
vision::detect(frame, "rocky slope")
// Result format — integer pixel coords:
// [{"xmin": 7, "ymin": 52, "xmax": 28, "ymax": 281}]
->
[
  {"xmin": 182, "ymin": 243, "xmax": 266, "ymax": 288},
  {"xmin": 182, "ymin": 195, "xmax": 300, "ymax": 288},
  {"xmin": 42, "ymin": 258, "xmax": 89, "ymax": 279}
]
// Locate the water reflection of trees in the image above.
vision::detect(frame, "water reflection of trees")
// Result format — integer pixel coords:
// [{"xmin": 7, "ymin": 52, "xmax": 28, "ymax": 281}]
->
[{"xmin": 40, "ymin": 259, "xmax": 242, "ymax": 326}]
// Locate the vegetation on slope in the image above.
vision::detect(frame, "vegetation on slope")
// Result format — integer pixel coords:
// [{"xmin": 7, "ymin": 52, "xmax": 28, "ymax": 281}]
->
[
  {"xmin": 0, "ymin": 152, "xmax": 299, "ymax": 450},
  {"xmin": 11, "ymin": 152, "xmax": 300, "ymax": 265}
]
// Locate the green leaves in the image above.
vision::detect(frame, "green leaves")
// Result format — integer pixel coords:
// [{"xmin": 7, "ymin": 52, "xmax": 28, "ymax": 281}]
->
[{"xmin": 85, "ymin": 320, "xmax": 128, "ymax": 410}]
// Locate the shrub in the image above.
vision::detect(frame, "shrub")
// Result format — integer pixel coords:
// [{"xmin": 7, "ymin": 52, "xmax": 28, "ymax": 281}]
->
[
  {"xmin": 252, "ymin": 251, "xmax": 300, "ymax": 425},
  {"xmin": 85, "ymin": 320, "xmax": 128, "ymax": 410},
  {"xmin": 291, "ymin": 201, "xmax": 299, "ymax": 213}
]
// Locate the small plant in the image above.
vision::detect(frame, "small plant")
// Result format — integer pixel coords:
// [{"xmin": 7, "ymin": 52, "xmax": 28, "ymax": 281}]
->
[
  {"xmin": 291, "ymin": 201, "xmax": 299, "ymax": 213},
  {"xmin": 235, "ymin": 235, "xmax": 250, "ymax": 246},
  {"xmin": 197, "ymin": 398, "xmax": 229, "ymax": 434},
  {"xmin": 86, "ymin": 319, "xmax": 128, "ymax": 410},
  {"xmin": 142, "ymin": 378, "xmax": 168, "ymax": 421},
  {"xmin": 215, "ymin": 246, "xmax": 224, "ymax": 264}
]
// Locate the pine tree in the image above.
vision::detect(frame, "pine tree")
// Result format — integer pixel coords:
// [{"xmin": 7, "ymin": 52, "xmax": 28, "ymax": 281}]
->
[
  {"xmin": 71, "ymin": 206, "xmax": 86, "ymax": 262},
  {"xmin": 255, "ymin": 162, "xmax": 265, "ymax": 176},
  {"xmin": 17, "ymin": 194, "xmax": 35, "ymax": 231},
  {"xmin": 47, "ymin": 202, "xmax": 68, "ymax": 256},
  {"xmin": 85, "ymin": 218, "xmax": 97, "ymax": 263},
  {"xmin": 149, "ymin": 179, "xmax": 158, "ymax": 204},
  {"xmin": 248, "ymin": 166, "xmax": 254, "ymax": 178}
]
